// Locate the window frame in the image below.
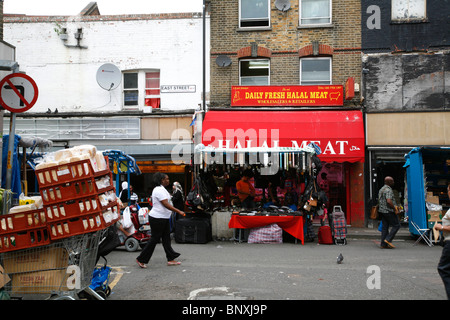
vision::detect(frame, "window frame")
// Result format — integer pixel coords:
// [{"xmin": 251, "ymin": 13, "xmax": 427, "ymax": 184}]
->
[
  {"xmin": 123, "ymin": 72, "xmax": 139, "ymax": 107},
  {"xmin": 299, "ymin": 57, "xmax": 332, "ymax": 86},
  {"xmin": 239, "ymin": 58, "xmax": 271, "ymax": 86},
  {"xmin": 144, "ymin": 71, "xmax": 161, "ymax": 109},
  {"xmin": 239, "ymin": 0, "xmax": 271, "ymax": 29},
  {"xmin": 299, "ymin": 0, "xmax": 332, "ymax": 27},
  {"xmin": 122, "ymin": 69, "xmax": 161, "ymax": 110},
  {"xmin": 391, "ymin": 0, "xmax": 427, "ymax": 22}
]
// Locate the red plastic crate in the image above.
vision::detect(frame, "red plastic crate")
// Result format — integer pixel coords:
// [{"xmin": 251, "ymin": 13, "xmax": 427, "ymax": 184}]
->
[
  {"xmin": 101, "ymin": 201, "xmax": 120, "ymax": 227},
  {"xmin": 93, "ymin": 157, "xmax": 111, "ymax": 178},
  {"xmin": 47, "ymin": 212, "xmax": 105, "ymax": 240},
  {"xmin": 0, "ymin": 208, "xmax": 47, "ymax": 235},
  {"xmin": 94, "ymin": 171, "xmax": 114, "ymax": 194},
  {"xmin": 36, "ymin": 156, "xmax": 111, "ymax": 187},
  {"xmin": 40, "ymin": 178, "xmax": 97, "ymax": 206},
  {"xmin": 43, "ymin": 196, "xmax": 102, "ymax": 222},
  {"xmin": 0, "ymin": 228, "xmax": 51, "ymax": 253},
  {"xmin": 35, "ymin": 159, "xmax": 95, "ymax": 187}
]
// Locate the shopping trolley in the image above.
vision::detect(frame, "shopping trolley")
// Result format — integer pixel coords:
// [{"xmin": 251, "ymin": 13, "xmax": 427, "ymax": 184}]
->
[{"xmin": 0, "ymin": 230, "xmax": 106, "ymax": 300}]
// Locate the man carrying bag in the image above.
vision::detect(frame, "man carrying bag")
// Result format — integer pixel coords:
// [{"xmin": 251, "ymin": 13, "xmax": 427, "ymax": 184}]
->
[{"xmin": 378, "ymin": 176, "xmax": 400, "ymax": 249}]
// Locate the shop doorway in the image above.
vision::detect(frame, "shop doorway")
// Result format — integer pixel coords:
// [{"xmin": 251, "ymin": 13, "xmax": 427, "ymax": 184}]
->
[
  {"xmin": 374, "ymin": 160, "xmax": 406, "ymax": 218},
  {"xmin": 316, "ymin": 162, "xmax": 348, "ymax": 223}
]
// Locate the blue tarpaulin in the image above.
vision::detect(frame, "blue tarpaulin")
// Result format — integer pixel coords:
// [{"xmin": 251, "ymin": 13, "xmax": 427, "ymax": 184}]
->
[
  {"xmin": 404, "ymin": 147, "xmax": 450, "ymax": 235},
  {"xmin": 2, "ymin": 135, "xmax": 22, "ymax": 199}
]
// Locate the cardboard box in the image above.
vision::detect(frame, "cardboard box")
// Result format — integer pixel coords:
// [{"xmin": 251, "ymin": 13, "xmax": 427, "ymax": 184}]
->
[
  {"xmin": 426, "ymin": 193, "xmax": 440, "ymax": 205},
  {"xmin": 427, "ymin": 211, "xmax": 443, "ymax": 222},
  {"xmin": 2, "ymin": 247, "xmax": 68, "ymax": 274},
  {"xmin": 11, "ymin": 269, "xmax": 69, "ymax": 294},
  {"xmin": 0, "ymin": 265, "xmax": 11, "ymax": 289}
]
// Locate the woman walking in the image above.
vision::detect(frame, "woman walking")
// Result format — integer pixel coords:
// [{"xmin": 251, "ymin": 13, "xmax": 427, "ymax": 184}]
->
[{"xmin": 136, "ymin": 173, "xmax": 185, "ymax": 268}]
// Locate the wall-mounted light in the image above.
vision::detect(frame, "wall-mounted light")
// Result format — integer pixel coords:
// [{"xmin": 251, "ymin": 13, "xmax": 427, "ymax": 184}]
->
[
  {"xmin": 74, "ymin": 28, "xmax": 83, "ymax": 40},
  {"xmin": 62, "ymin": 27, "xmax": 88, "ymax": 49}
]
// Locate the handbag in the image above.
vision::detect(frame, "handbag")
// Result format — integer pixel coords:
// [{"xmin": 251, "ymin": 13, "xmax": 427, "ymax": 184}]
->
[
  {"xmin": 309, "ymin": 181, "xmax": 318, "ymax": 207},
  {"xmin": 370, "ymin": 205, "xmax": 379, "ymax": 220},
  {"xmin": 309, "ymin": 198, "xmax": 318, "ymax": 207}
]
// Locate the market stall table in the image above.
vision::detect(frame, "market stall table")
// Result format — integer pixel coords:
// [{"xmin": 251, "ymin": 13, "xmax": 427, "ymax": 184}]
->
[{"xmin": 228, "ymin": 215, "xmax": 304, "ymax": 244}]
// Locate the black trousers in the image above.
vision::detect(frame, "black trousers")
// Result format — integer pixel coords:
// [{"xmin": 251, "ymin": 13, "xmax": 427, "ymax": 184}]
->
[
  {"xmin": 137, "ymin": 217, "xmax": 180, "ymax": 264},
  {"xmin": 438, "ymin": 240, "xmax": 450, "ymax": 300}
]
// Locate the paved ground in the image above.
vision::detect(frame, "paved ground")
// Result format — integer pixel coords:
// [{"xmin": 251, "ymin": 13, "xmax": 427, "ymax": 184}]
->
[{"xmin": 103, "ymin": 225, "xmax": 447, "ymax": 302}]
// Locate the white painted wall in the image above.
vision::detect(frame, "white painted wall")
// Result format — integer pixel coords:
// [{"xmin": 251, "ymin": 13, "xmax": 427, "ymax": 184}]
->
[{"xmin": 4, "ymin": 14, "xmax": 209, "ymax": 113}]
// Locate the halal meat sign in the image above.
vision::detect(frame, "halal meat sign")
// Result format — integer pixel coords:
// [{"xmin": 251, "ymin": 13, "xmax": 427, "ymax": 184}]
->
[
  {"xmin": 0, "ymin": 73, "xmax": 39, "ymax": 113},
  {"xmin": 231, "ymin": 85, "xmax": 343, "ymax": 107}
]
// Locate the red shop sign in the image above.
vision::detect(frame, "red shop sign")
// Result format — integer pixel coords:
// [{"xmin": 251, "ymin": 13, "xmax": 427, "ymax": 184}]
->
[{"xmin": 231, "ymin": 85, "xmax": 344, "ymax": 107}]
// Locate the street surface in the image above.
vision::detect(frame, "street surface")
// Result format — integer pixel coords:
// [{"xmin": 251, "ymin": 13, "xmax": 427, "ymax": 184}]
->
[{"xmin": 103, "ymin": 235, "xmax": 447, "ymax": 301}]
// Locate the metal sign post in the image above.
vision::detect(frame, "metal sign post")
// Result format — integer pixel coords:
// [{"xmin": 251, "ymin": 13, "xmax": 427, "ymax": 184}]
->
[{"xmin": 0, "ymin": 72, "xmax": 38, "ymax": 212}]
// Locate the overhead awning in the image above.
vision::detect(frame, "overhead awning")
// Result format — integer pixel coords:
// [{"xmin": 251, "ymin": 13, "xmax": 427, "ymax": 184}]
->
[{"xmin": 202, "ymin": 110, "xmax": 365, "ymax": 163}]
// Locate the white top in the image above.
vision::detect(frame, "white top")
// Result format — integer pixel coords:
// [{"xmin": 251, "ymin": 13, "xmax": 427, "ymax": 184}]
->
[{"xmin": 149, "ymin": 186, "xmax": 172, "ymax": 219}]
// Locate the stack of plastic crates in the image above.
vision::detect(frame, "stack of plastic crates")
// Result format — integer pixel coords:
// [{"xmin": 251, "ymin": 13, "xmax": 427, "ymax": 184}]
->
[{"xmin": 0, "ymin": 155, "xmax": 119, "ymax": 300}]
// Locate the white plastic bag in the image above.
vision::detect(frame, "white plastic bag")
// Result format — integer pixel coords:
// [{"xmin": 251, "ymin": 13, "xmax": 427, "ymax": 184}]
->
[
  {"xmin": 138, "ymin": 207, "xmax": 149, "ymax": 224},
  {"xmin": 122, "ymin": 206, "xmax": 133, "ymax": 229}
]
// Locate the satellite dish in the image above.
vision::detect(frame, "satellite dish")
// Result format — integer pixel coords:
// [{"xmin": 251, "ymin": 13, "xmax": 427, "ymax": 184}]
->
[
  {"xmin": 96, "ymin": 63, "xmax": 122, "ymax": 91},
  {"xmin": 275, "ymin": 0, "xmax": 291, "ymax": 12},
  {"xmin": 216, "ymin": 55, "xmax": 232, "ymax": 67}
]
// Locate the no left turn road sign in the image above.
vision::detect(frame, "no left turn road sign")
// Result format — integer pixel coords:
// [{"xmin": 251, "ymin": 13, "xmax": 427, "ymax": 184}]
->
[{"xmin": 0, "ymin": 73, "xmax": 39, "ymax": 113}]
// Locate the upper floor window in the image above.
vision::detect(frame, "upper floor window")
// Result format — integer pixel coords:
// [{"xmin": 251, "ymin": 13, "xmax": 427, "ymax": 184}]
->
[
  {"xmin": 239, "ymin": 59, "xmax": 270, "ymax": 85},
  {"xmin": 123, "ymin": 69, "xmax": 161, "ymax": 109},
  {"xmin": 392, "ymin": 0, "xmax": 426, "ymax": 21},
  {"xmin": 145, "ymin": 71, "xmax": 161, "ymax": 109},
  {"xmin": 124, "ymin": 73, "xmax": 139, "ymax": 106},
  {"xmin": 299, "ymin": 0, "xmax": 332, "ymax": 26},
  {"xmin": 300, "ymin": 57, "xmax": 332, "ymax": 85},
  {"xmin": 240, "ymin": 0, "xmax": 270, "ymax": 28}
]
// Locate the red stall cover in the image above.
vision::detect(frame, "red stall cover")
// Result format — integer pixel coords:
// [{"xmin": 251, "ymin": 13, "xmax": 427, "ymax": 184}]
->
[{"xmin": 201, "ymin": 110, "xmax": 365, "ymax": 163}]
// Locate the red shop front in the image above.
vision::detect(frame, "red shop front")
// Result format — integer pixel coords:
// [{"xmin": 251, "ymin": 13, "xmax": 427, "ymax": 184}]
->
[{"xmin": 202, "ymin": 109, "xmax": 366, "ymax": 227}]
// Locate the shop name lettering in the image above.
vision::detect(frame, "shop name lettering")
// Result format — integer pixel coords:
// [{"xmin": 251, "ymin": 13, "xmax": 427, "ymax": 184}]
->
[
  {"xmin": 246, "ymin": 91, "xmax": 331, "ymax": 100},
  {"xmin": 182, "ymin": 304, "xmax": 267, "ymax": 317},
  {"xmin": 214, "ymin": 139, "xmax": 352, "ymax": 155}
]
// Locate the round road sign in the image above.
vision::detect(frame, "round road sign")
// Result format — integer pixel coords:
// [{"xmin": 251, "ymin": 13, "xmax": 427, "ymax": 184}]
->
[{"xmin": 0, "ymin": 73, "xmax": 39, "ymax": 113}]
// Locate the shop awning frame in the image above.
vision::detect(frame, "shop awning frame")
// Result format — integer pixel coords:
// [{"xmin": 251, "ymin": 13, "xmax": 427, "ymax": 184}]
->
[{"xmin": 201, "ymin": 110, "xmax": 365, "ymax": 163}]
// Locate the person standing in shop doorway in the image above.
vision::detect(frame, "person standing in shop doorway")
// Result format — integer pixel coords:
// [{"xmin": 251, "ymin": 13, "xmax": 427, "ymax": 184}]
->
[
  {"xmin": 236, "ymin": 169, "xmax": 256, "ymax": 210},
  {"xmin": 433, "ymin": 183, "xmax": 450, "ymax": 299},
  {"xmin": 378, "ymin": 176, "xmax": 400, "ymax": 249}
]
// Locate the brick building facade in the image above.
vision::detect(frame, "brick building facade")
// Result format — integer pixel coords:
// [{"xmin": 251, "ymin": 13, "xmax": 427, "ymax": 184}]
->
[
  {"xmin": 361, "ymin": 0, "xmax": 450, "ymax": 227},
  {"xmin": 205, "ymin": 0, "xmax": 366, "ymax": 227},
  {"xmin": 209, "ymin": 0, "xmax": 362, "ymax": 109},
  {"xmin": 3, "ymin": 3, "xmax": 209, "ymax": 197}
]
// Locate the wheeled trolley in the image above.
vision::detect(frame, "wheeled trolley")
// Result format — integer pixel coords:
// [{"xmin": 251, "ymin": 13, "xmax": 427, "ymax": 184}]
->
[
  {"xmin": 0, "ymin": 230, "xmax": 105, "ymax": 300},
  {"xmin": 330, "ymin": 205, "xmax": 347, "ymax": 245}
]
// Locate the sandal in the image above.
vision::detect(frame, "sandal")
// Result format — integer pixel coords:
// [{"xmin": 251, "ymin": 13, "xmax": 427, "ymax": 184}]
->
[
  {"xmin": 167, "ymin": 260, "xmax": 181, "ymax": 266},
  {"xmin": 136, "ymin": 259, "xmax": 147, "ymax": 269}
]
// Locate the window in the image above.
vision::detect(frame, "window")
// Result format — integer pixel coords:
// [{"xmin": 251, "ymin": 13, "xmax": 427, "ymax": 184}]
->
[
  {"xmin": 300, "ymin": 57, "xmax": 332, "ymax": 85},
  {"xmin": 240, "ymin": 0, "xmax": 270, "ymax": 28},
  {"xmin": 239, "ymin": 59, "xmax": 270, "ymax": 85},
  {"xmin": 123, "ymin": 73, "xmax": 138, "ymax": 106},
  {"xmin": 392, "ymin": 0, "xmax": 426, "ymax": 21},
  {"xmin": 145, "ymin": 71, "xmax": 160, "ymax": 109},
  {"xmin": 299, "ymin": 0, "xmax": 331, "ymax": 26},
  {"xmin": 123, "ymin": 69, "xmax": 160, "ymax": 109}
]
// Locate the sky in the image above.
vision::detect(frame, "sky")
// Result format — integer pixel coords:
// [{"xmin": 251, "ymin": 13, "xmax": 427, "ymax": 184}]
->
[{"xmin": 4, "ymin": 0, "xmax": 203, "ymax": 16}]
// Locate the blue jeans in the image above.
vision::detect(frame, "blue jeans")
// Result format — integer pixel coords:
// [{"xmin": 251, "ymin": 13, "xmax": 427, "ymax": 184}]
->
[{"xmin": 380, "ymin": 211, "xmax": 400, "ymax": 244}]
